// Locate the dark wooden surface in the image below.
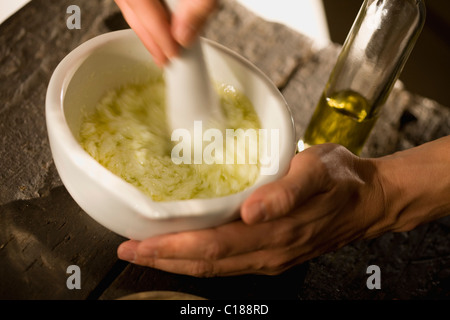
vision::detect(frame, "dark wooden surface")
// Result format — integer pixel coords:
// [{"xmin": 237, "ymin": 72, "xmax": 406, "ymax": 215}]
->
[{"xmin": 0, "ymin": 0, "xmax": 449, "ymax": 300}]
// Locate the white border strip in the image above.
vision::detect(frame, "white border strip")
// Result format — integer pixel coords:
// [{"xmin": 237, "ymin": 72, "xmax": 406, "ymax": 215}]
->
[
  {"xmin": 237, "ymin": 0, "xmax": 331, "ymax": 48},
  {"xmin": 1, "ymin": 0, "xmax": 330, "ymax": 48},
  {"xmin": 0, "ymin": 0, "xmax": 31, "ymax": 25}
]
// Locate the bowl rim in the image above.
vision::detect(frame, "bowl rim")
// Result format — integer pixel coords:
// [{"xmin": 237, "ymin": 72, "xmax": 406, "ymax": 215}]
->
[{"xmin": 46, "ymin": 29, "xmax": 296, "ymax": 220}]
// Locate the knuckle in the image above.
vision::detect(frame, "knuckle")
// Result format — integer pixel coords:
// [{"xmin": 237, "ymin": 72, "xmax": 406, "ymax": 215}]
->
[
  {"xmin": 135, "ymin": 255, "xmax": 156, "ymax": 269},
  {"xmin": 264, "ymin": 256, "xmax": 293, "ymax": 276},
  {"xmin": 266, "ymin": 183, "xmax": 298, "ymax": 219},
  {"xmin": 258, "ymin": 262, "xmax": 286, "ymax": 276},
  {"xmin": 190, "ymin": 260, "xmax": 215, "ymax": 278},
  {"xmin": 203, "ymin": 240, "xmax": 226, "ymax": 261},
  {"xmin": 251, "ymin": 252, "xmax": 291, "ymax": 276},
  {"xmin": 278, "ymin": 183, "xmax": 298, "ymax": 214},
  {"xmin": 272, "ymin": 223, "xmax": 299, "ymax": 248}
]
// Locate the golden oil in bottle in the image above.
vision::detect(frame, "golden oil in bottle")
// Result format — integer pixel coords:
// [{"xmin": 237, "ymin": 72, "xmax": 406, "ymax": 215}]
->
[
  {"xmin": 301, "ymin": 0, "xmax": 425, "ymax": 155},
  {"xmin": 303, "ymin": 90, "xmax": 378, "ymax": 155}
]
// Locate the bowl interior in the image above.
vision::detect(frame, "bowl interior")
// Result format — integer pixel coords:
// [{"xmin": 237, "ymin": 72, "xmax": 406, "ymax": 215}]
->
[
  {"xmin": 57, "ymin": 30, "xmax": 295, "ymax": 219},
  {"xmin": 63, "ymin": 33, "xmax": 157, "ymax": 140}
]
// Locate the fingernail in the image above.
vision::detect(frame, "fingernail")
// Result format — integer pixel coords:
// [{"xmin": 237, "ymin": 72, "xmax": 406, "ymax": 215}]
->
[
  {"xmin": 118, "ymin": 247, "xmax": 136, "ymax": 262},
  {"xmin": 245, "ymin": 202, "xmax": 267, "ymax": 223}
]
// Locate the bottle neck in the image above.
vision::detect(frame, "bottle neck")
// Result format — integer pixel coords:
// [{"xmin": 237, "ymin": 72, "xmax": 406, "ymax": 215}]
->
[{"xmin": 325, "ymin": 0, "xmax": 426, "ymax": 116}]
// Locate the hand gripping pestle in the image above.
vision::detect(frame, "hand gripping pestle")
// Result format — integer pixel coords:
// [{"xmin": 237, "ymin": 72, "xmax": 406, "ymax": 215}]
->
[{"xmin": 164, "ymin": 0, "xmax": 224, "ymax": 136}]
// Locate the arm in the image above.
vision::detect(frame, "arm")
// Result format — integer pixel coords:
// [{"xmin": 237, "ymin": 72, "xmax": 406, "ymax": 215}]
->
[{"xmin": 369, "ymin": 135, "xmax": 450, "ymax": 237}]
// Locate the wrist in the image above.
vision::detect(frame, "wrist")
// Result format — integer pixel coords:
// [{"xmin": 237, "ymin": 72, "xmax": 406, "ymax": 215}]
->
[
  {"xmin": 353, "ymin": 156, "xmax": 392, "ymax": 240},
  {"xmin": 369, "ymin": 137, "xmax": 450, "ymax": 236}
]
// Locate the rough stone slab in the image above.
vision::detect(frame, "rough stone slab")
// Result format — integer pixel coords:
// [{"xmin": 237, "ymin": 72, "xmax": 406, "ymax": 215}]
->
[
  {"xmin": 397, "ymin": 94, "xmax": 450, "ymax": 150},
  {"xmin": 0, "ymin": 186, "xmax": 125, "ymax": 299},
  {"xmin": 0, "ymin": 0, "xmax": 127, "ymax": 300},
  {"xmin": 299, "ymin": 216, "xmax": 450, "ymax": 300},
  {"xmin": 203, "ymin": 0, "xmax": 315, "ymax": 89},
  {"xmin": 0, "ymin": 0, "xmax": 119, "ymax": 206}
]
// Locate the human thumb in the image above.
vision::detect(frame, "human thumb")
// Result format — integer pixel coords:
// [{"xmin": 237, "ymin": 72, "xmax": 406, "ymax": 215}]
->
[{"xmin": 241, "ymin": 152, "xmax": 323, "ymax": 225}]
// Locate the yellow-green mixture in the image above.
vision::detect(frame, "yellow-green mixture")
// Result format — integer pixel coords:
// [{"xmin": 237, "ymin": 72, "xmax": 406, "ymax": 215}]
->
[{"xmin": 79, "ymin": 74, "xmax": 261, "ymax": 201}]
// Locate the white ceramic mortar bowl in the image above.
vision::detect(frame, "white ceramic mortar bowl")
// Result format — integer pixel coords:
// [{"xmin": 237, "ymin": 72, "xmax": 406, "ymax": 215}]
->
[{"xmin": 46, "ymin": 29, "xmax": 295, "ymax": 240}]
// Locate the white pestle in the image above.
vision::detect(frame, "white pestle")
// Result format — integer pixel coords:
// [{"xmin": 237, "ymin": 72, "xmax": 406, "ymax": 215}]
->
[{"xmin": 164, "ymin": 0, "xmax": 224, "ymax": 136}]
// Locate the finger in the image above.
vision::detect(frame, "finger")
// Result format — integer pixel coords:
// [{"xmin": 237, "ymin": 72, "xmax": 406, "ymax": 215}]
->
[
  {"xmin": 115, "ymin": 0, "xmax": 167, "ymax": 66},
  {"xmin": 117, "ymin": 239, "xmax": 140, "ymax": 262},
  {"xmin": 241, "ymin": 150, "xmax": 326, "ymax": 224},
  {"xmin": 117, "ymin": 223, "xmax": 316, "ymax": 277},
  {"xmin": 127, "ymin": 247, "xmax": 299, "ymax": 277},
  {"xmin": 126, "ymin": 0, "xmax": 179, "ymax": 58},
  {"xmin": 116, "ymin": 0, "xmax": 179, "ymax": 62},
  {"xmin": 137, "ymin": 220, "xmax": 270, "ymax": 260},
  {"xmin": 118, "ymin": 218, "xmax": 294, "ymax": 263},
  {"xmin": 131, "ymin": 252, "xmax": 267, "ymax": 277},
  {"xmin": 131, "ymin": 23, "xmax": 168, "ymax": 67},
  {"xmin": 171, "ymin": 0, "xmax": 217, "ymax": 47}
]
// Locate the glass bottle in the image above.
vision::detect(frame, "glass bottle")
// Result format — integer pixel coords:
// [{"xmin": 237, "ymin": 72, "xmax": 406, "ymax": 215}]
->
[{"xmin": 301, "ymin": 0, "xmax": 426, "ymax": 155}]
